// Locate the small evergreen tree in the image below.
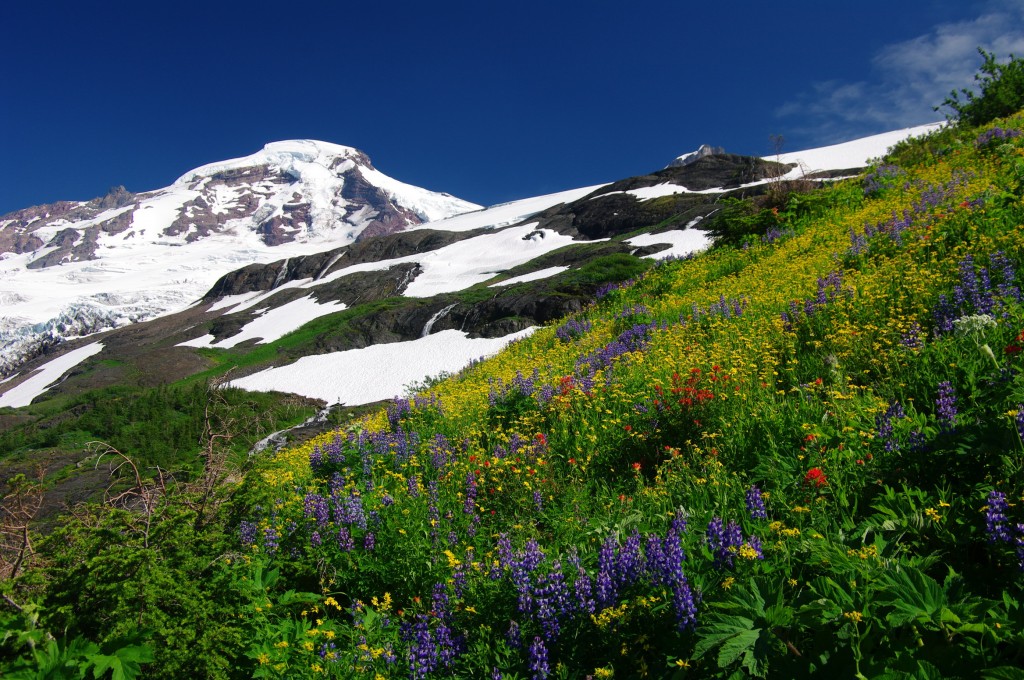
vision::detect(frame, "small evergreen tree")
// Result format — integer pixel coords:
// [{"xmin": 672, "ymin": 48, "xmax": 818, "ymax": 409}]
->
[{"xmin": 939, "ymin": 48, "xmax": 1024, "ymax": 126}]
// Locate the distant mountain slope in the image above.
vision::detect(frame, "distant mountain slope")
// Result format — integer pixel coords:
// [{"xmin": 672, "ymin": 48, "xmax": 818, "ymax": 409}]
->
[
  {"xmin": 0, "ymin": 124, "xmax": 940, "ymax": 410},
  {"xmin": 0, "ymin": 141, "xmax": 480, "ymax": 376}
]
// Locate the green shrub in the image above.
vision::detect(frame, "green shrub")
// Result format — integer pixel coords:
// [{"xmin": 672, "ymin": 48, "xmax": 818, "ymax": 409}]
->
[{"xmin": 939, "ymin": 49, "xmax": 1024, "ymax": 126}]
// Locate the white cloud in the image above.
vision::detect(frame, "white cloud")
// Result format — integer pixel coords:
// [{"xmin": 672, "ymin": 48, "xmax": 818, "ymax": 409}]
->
[{"xmin": 778, "ymin": 2, "xmax": 1024, "ymax": 142}]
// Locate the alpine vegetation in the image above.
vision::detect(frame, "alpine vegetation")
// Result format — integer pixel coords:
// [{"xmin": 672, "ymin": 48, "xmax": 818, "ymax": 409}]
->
[{"xmin": 4, "ymin": 68, "xmax": 1024, "ymax": 679}]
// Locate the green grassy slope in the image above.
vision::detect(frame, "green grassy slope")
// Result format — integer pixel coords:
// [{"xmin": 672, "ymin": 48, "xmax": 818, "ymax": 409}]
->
[{"xmin": 4, "ymin": 113, "xmax": 1024, "ymax": 678}]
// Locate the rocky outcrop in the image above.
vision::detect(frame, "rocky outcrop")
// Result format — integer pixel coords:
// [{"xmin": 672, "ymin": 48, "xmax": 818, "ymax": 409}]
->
[
  {"xmin": 27, "ymin": 227, "xmax": 100, "ymax": 268},
  {"xmin": 669, "ymin": 144, "xmax": 726, "ymax": 167},
  {"xmin": 96, "ymin": 185, "xmax": 135, "ymax": 210}
]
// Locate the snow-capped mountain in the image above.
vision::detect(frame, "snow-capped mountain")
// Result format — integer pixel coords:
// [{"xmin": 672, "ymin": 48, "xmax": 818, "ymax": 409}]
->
[
  {"xmin": 0, "ymin": 140, "xmax": 480, "ymax": 376},
  {"xmin": 0, "ymin": 123, "xmax": 943, "ymax": 409}
]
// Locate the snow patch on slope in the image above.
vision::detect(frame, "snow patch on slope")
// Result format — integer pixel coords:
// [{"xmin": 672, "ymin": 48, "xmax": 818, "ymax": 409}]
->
[
  {"xmin": 413, "ymin": 185, "xmax": 605, "ymax": 233},
  {"xmin": 0, "ymin": 342, "xmax": 104, "ymax": 408},
  {"xmin": 770, "ymin": 122, "xmax": 943, "ymax": 176},
  {"xmin": 625, "ymin": 227, "xmax": 712, "ymax": 259},
  {"xmin": 229, "ymin": 328, "xmax": 535, "ymax": 405},
  {"xmin": 179, "ymin": 295, "xmax": 347, "ymax": 349},
  {"xmin": 311, "ymin": 223, "xmax": 587, "ymax": 298},
  {"xmin": 489, "ymin": 266, "xmax": 569, "ymax": 287}
]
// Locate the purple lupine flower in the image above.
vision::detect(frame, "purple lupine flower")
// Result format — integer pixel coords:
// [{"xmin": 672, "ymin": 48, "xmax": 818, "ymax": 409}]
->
[
  {"xmin": 909, "ymin": 429, "xmax": 928, "ymax": 453},
  {"xmin": 427, "ymin": 483, "xmax": 441, "ymax": 548},
  {"xmin": 323, "ymin": 435, "xmax": 346, "ymax": 465},
  {"xmin": 239, "ymin": 521, "xmax": 258, "ymax": 547},
  {"xmin": 849, "ymin": 227, "xmax": 867, "ymax": 256},
  {"xmin": 644, "ymin": 533, "xmax": 667, "ymax": 580},
  {"xmin": 595, "ymin": 534, "xmax": 618, "ymax": 609},
  {"xmin": 746, "ymin": 485, "xmax": 767, "ymax": 520},
  {"xmin": 364, "ymin": 531, "xmax": 375, "ymax": 551},
  {"xmin": 532, "ymin": 560, "xmax": 571, "ymax": 642},
  {"xmin": 744, "ymin": 535, "xmax": 764, "ymax": 560},
  {"xmin": 671, "ymin": 575, "xmax": 698, "ymax": 631},
  {"xmin": 986, "ymin": 491, "xmax": 1013, "ymax": 543},
  {"xmin": 533, "ymin": 490, "xmax": 544, "ymax": 512},
  {"xmin": 429, "ymin": 433, "xmax": 454, "ymax": 470},
  {"xmin": 616, "ymin": 530, "xmax": 644, "ymax": 588},
  {"xmin": 669, "ymin": 509, "xmax": 688, "ymax": 537},
  {"xmin": 528, "ymin": 636, "xmax": 550, "ymax": 680},
  {"xmin": 506, "ymin": 620, "xmax": 521, "ymax": 649},
  {"xmin": 901, "ymin": 321, "xmax": 923, "ymax": 349},
  {"xmin": 463, "ymin": 472, "xmax": 478, "ymax": 514},
  {"xmin": 936, "ymin": 381, "xmax": 958, "ymax": 430},
  {"xmin": 263, "ymin": 526, "xmax": 279, "ymax": 555},
  {"xmin": 332, "ymin": 491, "xmax": 367, "ymax": 529},
  {"xmin": 492, "ymin": 668, "xmax": 504, "ymax": 680},
  {"xmin": 407, "ymin": 474, "xmax": 420, "ymax": 498},
  {"xmin": 404, "ymin": 615, "xmax": 436, "ymax": 679},
  {"xmin": 452, "ymin": 563, "xmax": 468, "ymax": 598},
  {"xmin": 976, "ymin": 127, "xmax": 1022, "ymax": 146},
  {"xmin": 875, "ymin": 401, "xmax": 907, "ymax": 453},
  {"xmin": 572, "ymin": 562, "xmax": 595, "ymax": 615},
  {"xmin": 1016, "ymin": 525, "xmax": 1024, "ymax": 572},
  {"xmin": 1015, "ymin": 405, "xmax": 1024, "ymax": 442},
  {"xmin": 496, "ymin": 533, "xmax": 514, "ymax": 567},
  {"xmin": 336, "ymin": 526, "xmax": 354, "ymax": 552},
  {"xmin": 387, "ymin": 396, "xmax": 413, "ymax": 430},
  {"xmin": 707, "ymin": 517, "xmax": 743, "ymax": 569},
  {"xmin": 990, "ymin": 251, "xmax": 1021, "ymax": 304},
  {"xmin": 555, "ymin": 318, "xmax": 593, "ymax": 343},
  {"xmin": 432, "ymin": 582, "xmax": 451, "ymax": 618},
  {"xmin": 511, "ymin": 539, "xmax": 546, "ymax": 614},
  {"xmin": 762, "ymin": 226, "xmax": 792, "ymax": 244}
]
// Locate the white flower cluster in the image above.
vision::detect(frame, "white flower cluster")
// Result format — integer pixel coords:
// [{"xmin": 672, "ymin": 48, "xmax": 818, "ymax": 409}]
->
[{"xmin": 953, "ymin": 313, "xmax": 997, "ymax": 337}]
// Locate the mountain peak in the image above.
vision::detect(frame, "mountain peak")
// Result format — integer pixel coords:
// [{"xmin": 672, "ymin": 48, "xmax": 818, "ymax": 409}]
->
[
  {"xmin": 668, "ymin": 144, "xmax": 726, "ymax": 168},
  {"xmin": 174, "ymin": 139, "xmax": 371, "ymax": 185}
]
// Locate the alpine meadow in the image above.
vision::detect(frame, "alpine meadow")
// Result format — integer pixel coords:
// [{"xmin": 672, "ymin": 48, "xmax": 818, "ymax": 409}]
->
[{"xmin": 4, "ymin": 55, "xmax": 1024, "ymax": 680}]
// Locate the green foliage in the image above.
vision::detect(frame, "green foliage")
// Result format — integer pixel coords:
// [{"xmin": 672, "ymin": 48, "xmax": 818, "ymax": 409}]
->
[
  {"xmin": 564, "ymin": 252, "xmax": 652, "ymax": 288},
  {"xmin": 0, "ymin": 383, "xmax": 313, "ymax": 473},
  {"xmin": 693, "ymin": 580, "xmax": 795, "ymax": 677},
  {"xmin": 2, "ymin": 587, "xmax": 156, "ymax": 680},
  {"xmin": 940, "ymin": 49, "xmax": 1024, "ymax": 126},
  {"xmin": 6, "ymin": 105, "xmax": 1024, "ymax": 680}
]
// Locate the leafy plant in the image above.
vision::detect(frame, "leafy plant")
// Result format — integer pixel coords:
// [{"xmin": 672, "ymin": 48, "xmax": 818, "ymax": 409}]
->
[{"xmin": 939, "ymin": 49, "xmax": 1024, "ymax": 127}]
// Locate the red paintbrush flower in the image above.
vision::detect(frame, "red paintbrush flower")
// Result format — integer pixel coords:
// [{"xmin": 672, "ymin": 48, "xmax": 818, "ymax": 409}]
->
[{"xmin": 804, "ymin": 467, "xmax": 827, "ymax": 488}]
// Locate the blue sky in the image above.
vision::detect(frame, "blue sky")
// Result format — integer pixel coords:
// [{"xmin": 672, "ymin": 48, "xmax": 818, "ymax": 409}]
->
[{"xmin": 3, "ymin": 0, "xmax": 1023, "ymax": 215}]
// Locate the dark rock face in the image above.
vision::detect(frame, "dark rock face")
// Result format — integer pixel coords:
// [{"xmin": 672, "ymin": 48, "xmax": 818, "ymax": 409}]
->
[
  {"xmin": 345, "ymin": 167, "xmax": 425, "ymax": 241},
  {"xmin": 97, "ymin": 185, "xmax": 135, "ymax": 210},
  {"xmin": 0, "ymin": 201, "xmax": 87, "ymax": 255},
  {"xmin": 27, "ymin": 227, "xmax": 100, "ymax": 269},
  {"xmin": 529, "ymin": 154, "xmax": 797, "ymax": 241},
  {"xmin": 203, "ymin": 229, "xmax": 485, "ymax": 299}
]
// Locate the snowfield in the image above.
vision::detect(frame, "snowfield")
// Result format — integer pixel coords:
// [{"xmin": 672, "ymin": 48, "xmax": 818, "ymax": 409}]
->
[
  {"xmin": 0, "ymin": 342, "xmax": 104, "ymax": 408},
  {"xmin": 228, "ymin": 328, "xmax": 536, "ymax": 405}
]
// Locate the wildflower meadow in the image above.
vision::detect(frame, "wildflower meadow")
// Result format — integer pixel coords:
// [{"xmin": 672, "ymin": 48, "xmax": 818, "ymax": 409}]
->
[
  {"xmin": 5, "ymin": 110, "xmax": 1024, "ymax": 679},
  {"xmin": 223, "ymin": 112, "xmax": 1024, "ymax": 678}
]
